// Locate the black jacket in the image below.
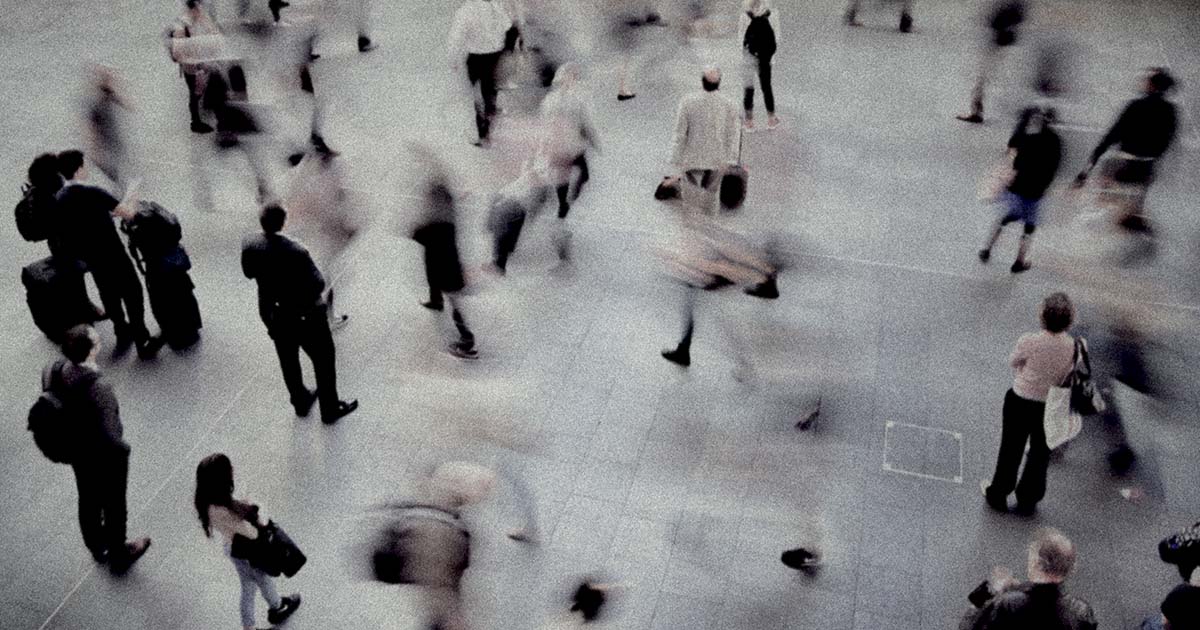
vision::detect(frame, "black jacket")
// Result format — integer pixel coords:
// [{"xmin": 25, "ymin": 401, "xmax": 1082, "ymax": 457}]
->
[
  {"xmin": 241, "ymin": 232, "xmax": 326, "ymax": 327},
  {"xmin": 52, "ymin": 184, "xmax": 133, "ymax": 271},
  {"xmin": 413, "ymin": 221, "xmax": 466, "ymax": 293},
  {"xmin": 1091, "ymin": 93, "xmax": 1178, "ymax": 164},
  {"xmin": 1007, "ymin": 124, "xmax": 1062, "ymax": 200},
  {"xmin": 967, "ymin": 582, "xmax": 1097, "ymax": 630},
  {"xmin": 50, "ymin": 359, "xmax": 130, "ymax": 462}
]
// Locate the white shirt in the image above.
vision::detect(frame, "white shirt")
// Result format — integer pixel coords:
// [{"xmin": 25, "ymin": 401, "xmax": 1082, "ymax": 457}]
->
[
  {"xmin": 208, "ymin": 504, "xmax": 261, "ymax": 542},
  {"xmin": 671, "ymin": 90, "xmax": 740, "ymax": 170},
  {"xmin": 448, "ymin": 0, "xmax": 513, "ymax": 60},
  {"xmin": 1009, "ymin": 331, "xmax": 1075, "ymax": 401}
]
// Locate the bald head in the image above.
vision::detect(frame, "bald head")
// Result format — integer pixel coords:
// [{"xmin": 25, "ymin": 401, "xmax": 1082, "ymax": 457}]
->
[{"xmin": 702, "ymin": 67, "xmax": 721, "ymax": 91}]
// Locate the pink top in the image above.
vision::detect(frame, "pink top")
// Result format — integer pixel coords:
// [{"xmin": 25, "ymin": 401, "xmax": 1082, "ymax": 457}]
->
[{"xmin": 1009, "ymin": 331, "xmax": 1075, "ymax": 402}]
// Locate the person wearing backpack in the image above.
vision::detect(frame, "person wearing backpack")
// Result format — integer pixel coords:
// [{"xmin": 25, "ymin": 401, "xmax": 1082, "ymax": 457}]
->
[
  {"xmin": 194, "ymin": 453, "xmax": 301, "ymax": 630},
  {"xmin": 738, "ymin": 0, "xmax": 780, "ymax": 131},
  {"xmin": 32, "ymin": 325, "xmax": 152, "ymax": 573},
  {"xmin": 122, "ymin": 201, "xmax": 203, "ymax": 350}
]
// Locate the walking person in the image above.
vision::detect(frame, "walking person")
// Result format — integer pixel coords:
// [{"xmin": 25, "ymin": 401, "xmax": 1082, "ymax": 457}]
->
[
  {"xmin": 670, "ymin": 67, "xmax": 740, "ymax": 216},
  {"xmin": 47, "ymin": 325, "xmax": 152, "ymax": 573},
  {"xmin": 241, "ymin": 203, "xmax": 359, "ymax": 423},
  {"xmin": 194, "ymin": 453, "xmax": 301, "ymax": 630},
  {"xmin": 166, "ymin": 0, "xmax": 220, "ymax": 134},
  {"xmin": 539, "ymin": 62, "xmax": 599, "ymax": 240},
  {"xmin": 448, "ymin": 0, "xmax": 515, "ymax": 147},
  {"xmin": 738, "ymin": 0, "xmax": 780, "ymax": 131},
  {"xmin": 487, "ymin": 161, "xmax": 555, "ymax": 273},
  {"xmin": 600, "ymin": 0, "xmax": 665, "ymax": 101},
  {"xmin": 981, "ymin": 293, "xmax": 1076, "ymax": 514},
  {"xmin": 978, "ymin": 107, "xmax": 1062, "ymax": 273},
  {"xmin": 956, "ymin": 0, "xmax": 1027, "ymax": 124},
  {"xmin": 52, "ymin": 150, "xmax": 163, "ymax": 359},
  {"xmin": 961, "ymin": 528, "xmax": 1097, "ymax": 630},
  {"xmin": 844, "ymin": 0, "xmax": 914, "ymax": 33},
  {"xmin": 83, "ymin": 66, "xmax": 132, "ymax": 191},
  {"xmin": 411, "ymin": 175, "xmax": 479, "ymax": 360},
  {"xmin": 1140, "ymin": 569, "xmax": 1200, "ymax": 630}
]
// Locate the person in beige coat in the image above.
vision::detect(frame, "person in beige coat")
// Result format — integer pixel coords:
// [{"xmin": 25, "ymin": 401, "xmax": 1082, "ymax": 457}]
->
[{"xmin": 670, "ymin": 67, "xmax": 740, "ymax": 214}]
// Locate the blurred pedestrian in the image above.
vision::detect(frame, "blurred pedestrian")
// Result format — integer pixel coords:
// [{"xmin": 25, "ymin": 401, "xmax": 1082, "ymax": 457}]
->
[
  {"xmin": 83, "ymin": 66, "xmax": 132, "ymax": 191},
  {"xmin": 961, "ymin": 528, "xmax": 1097, "ymax": 630},
  {"xmin": 978, "ymin": 107, "xmax": 1062, "ymax": 273},
  {"xmin": 540, "ymin": 62, "xmax": 598, "ymax": 226},
  {"xmin": 166, "ymin": 0, "xmax": 221, "ymax": 134},
  {"xmin": 1141, "ymin": 574, "xmax": 1200, "ymax": 630},
  {"xmin": 670, "ymin": 67, "xmax": 740, "ymax": 215},
  {"xmin": 1072, "ymin": 68, "xmax": 1178, "ymax": 233},
  {"xmin": 739, "ymin": 0, "xmax": 780, "ymax": 131},
  {"xmin": 194, "ymin": 453, "xmax": 301, "ymax": 630},
  {"xmin": 412, "ymin": 175, "xmax": 479, "ymax": 360},
  {"xmin": 844, "ymin": 0, "xmax": 913, "ymax": 33},
  {"xmin": 52, "ymin": 150, "xmax": 162, "ymax": 359},
  {"xmin": 487, "ymin": 160, "xmax": 556, "ymax": 273},
  {"xmin": 449, "ymin": 0, "xmax": 516, "ymax": 147},
  {"xmin": 47, "ymin": 325, "xmax": 152, "ymax": 573},
  {"xmin": 600, "ymin": 0, "xmax": 665, "ymax": 100},
  {"xmin": 957, "ymin": 0, "xmax": 1027, "ymax": 124},
  {"xmin": 981, "ymin": 293, "xmax": 1075, "ymax": 514},
  {"xmin": 241, "ymin": 203, "xmax": 359, "ymax": 423}
]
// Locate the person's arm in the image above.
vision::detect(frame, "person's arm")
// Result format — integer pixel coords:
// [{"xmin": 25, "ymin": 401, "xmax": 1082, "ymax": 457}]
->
[
  {"xmin": 1009, "ymin": 335, "xmax": 1029, "ymax": 369},
  {"xmin": 1089, "ymin": 103, "xmax": 1134, "ymax": 167},
  {"xmin": 240, "ymin": 238, "xmax": 258, "ymax": 279},
  {"xmin": 93, "ymin": 381, "xmax": 130, "ymax": 454},
  {"xmin": 670, "ymin": 102, "xmax": 689, "ymax": 166}
]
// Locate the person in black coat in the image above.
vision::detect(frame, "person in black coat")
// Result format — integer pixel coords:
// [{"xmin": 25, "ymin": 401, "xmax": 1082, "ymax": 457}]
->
[
  {"xmin": 412, "ymin": 177, "xmax": 478, "ymax": 360},
  {"xmin": 241, "ymin": 203, "xmax": 358, "ymax": 423}
]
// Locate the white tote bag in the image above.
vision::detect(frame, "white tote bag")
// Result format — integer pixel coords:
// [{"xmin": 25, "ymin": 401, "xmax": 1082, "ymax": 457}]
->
[{"xmin": 1043, "ymin": 385, "xmax": 1082, "ymax": 450}]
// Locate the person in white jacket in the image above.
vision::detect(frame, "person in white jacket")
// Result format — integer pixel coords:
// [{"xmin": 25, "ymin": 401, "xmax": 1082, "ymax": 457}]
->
[
  {"xmin": 449, "ymin": 0, "xmax": 515, "ymax": 146},
  {"xmin": 738, "ymin": 0, "xmax": 780, "ymax": 130},
  {"xmin": 194, "ymin": 453, "xmax": 301, "ymax": 630},
  {"xmin": 670, "ymin": 67, "xmax": 740, "ymax": 215},
  {"xmin": 539, "ymin": 63, "xmax": 598, "ymax": 221}
]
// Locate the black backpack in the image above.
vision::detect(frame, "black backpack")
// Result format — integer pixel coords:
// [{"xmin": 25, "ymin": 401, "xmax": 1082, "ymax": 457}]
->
[
  {"xmin": 28, "ymin": 362, "xmax": 77, "ymax": 465},
  {"xmin": 744, "ymin": 11, "xmax": 777, "ymax": 58},
  {"xmin": 14, "ymin": 183, "xmax": 51, "ymax": 242},
  {"xmin": 123, "ymin": 200, "xmax": 187, "ymax": 273}
]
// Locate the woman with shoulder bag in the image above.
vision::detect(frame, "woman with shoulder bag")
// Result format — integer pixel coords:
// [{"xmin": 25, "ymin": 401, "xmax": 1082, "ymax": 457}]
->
[
  {"xmin": 982, "ymin": 293, "xmax": 1076, "ymax": 514},
  {"xmin": 195, "ymin": 454, "xmax": 300, "ymax": 630}
]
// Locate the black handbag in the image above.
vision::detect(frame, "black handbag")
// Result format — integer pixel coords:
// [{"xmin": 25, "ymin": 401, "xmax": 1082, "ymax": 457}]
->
[
  {"xmin": 1159, "ymin": 522, "xmax": 1200, "ymax": 567},
  {"xmin": 719, "ymin": 132, "xmax": 748, "ymax": 212},
  {"xmin": 232, "ymin": 520, "xmax": 307, "ymax": 578},
  {"xmin": 654, "ymin": 176, "xmax": 681, "ymax": 200},
  {"xmin": 1068, "ymin": 338, "xmax": 1105, "ymax": 416}
]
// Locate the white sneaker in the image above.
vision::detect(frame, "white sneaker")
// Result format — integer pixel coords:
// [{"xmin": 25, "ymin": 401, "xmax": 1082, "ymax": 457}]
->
[{"xmin": 767, "ymin": 115, "xmax": 781, "ymax": 130}]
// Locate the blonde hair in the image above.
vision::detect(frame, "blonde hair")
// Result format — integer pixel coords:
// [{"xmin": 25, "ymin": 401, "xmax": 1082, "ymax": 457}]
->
[{"xmin": 743, "ymin": 0, "xmax": 770, "ymax": 14}]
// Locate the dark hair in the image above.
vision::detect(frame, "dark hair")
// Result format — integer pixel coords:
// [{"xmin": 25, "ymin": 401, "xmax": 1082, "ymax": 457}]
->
[
  {"xmin": 702, "ymin": 77, "xmax": 720, "ymax": 92},
  {"xmin": 62, "ymin": 325, "xmax": 96, "ymax": 363},
  {"xmin": 195, "ymin": 453, "xmax": 235, "ymax": 537},
  {"xmin": 260, "ymin": 203, "xmax": 287, "ymax": 233},
  {"xmin": 1040, "ymin": 292, "xmax": 1074, "ymax": 333},
  {"xmin": 1147, "ymin": 68, "xmax": 1176, "ymax": 94},
  {"xmin": 56, "ymin": 150, "xmax": 85, "ymax": 180},
  {"xmin": 1030, "ymin": 527, "xmax": 1076, "ymax": 579},
  {"xmin": 28, "ymin": 153, "xmax": 65, "ymax": 194},
  {"xmin": 571, "ymin": 582, "xmax": 606, "ymax": 621}
]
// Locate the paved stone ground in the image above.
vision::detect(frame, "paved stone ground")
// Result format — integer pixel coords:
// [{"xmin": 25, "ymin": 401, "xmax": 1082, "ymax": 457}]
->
[{"xmin": 1, "ymin": 1, "xmax": 1198, "ymax": 629}]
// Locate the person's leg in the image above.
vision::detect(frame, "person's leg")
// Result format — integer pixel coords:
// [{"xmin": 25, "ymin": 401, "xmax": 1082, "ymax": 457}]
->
[
  {"xmin": 73, "ymin": 464, "xmax": 106, "ymax": 560},
  {"xmin": 252, "ymin": 566, "xmax": 283, "ymax": 611},
  {"xmin": 270, "ymin": 326, "xmax": 311, "ymax": 409},
  {"xmin": 898, "ymin": 0, "xmax": 913, "ymax": 31},
  {"xmin": 299, "ymin": 309, "xmax": 341, "ymax": 418},
  {"xmin": 1014, "ymin": 400, "xmax": 1051, "ymax": 509},
  {"xmin": 663, "ymin": 286, "xmax": 697, "ymax": 365},
  {"xmin": 759, "ymin": 55, "xmax": 776, "ymax": 121},
  {"xmin": 233, "ymin": 556, "xmax": 261, "ymax": 629},
  {"xmin": 985, "ymin": 390, "xmax": 1031, "ymax": 508},
  {"xmin": 979, "ymin": 219, "xmax": 1005, "ymax": 261},
  {"xmin": 422, "ymin": 265, "xmax": 444, "ymax": 310},
  {"xmin": 446, "ymin": 293, "xmax": 475, "ymax": 351},
  {"xmin": 1012, "ymin": 223, "xmax": 1035, "ymax": 271},
  {"xmin": 101, "ymin": 454, "xmax": 130, "ymax": 562},
  {"xmin": 92, "ymin": 267, "xmax": 130, "ymax": 340},
  {"xmin": 116, "ymin": 264, "xmax": 152, "ymax": 345},
  {"xmin": 571, "ymin": 153, "xmax": 589, "ymax": 199},
  {"xmin": 465, "ymin": 54, "xmax": 488, "ymax": 142},
  {"xmin": 742, "ymin": 51, "xmax": 756, "ymax": 126},
  {"xmin": 494, "ymin": 210, "xmax": 526, "ymax": 272},
  {"xmin": 556, "ymin": 184, "xmax": 571, "ymax": 218},
  {"xmin": 478, "ymin": 52, "xmax": 502, "ymax": 137},
  {"xmin": 355, "ymin": 0, "xmax": 375, "ymax": 51},
  {"xmin": 844, "ymin": 0, "xmax": 862, "ymax": 24}
]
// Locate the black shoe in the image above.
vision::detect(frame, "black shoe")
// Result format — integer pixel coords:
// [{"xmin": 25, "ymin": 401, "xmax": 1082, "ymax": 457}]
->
[
  {"xmin": 661, "ymin": 348, "xmax": 690, "ymax": 367},
  {"xmin": 109, "ymin": 537, "xmax": 151, "ymax": 575},
  {"xmin": 1108, "ymin": 445, "xmax": 1136, "ymax": 475},
  {"xmin": 420, "ymin": 300, "xmax": 445, "ymax": 312},
  {"xmin": 217, "ymin": 135, "xmax": 240, "ymax": 149},
  {"xmin": 899, "ymin": 13, "xmax": 913, "ymax": 32},
  {"xmin": 957, "ymin": 113, "xmax": 984, "ymax": 124},
  {"xmin": 91, "ymin": 548, "xmax": 109, "ymax": 564},
  {"xmin": 287, "ymin": 152, "xmax": 305, "ymax": 167},
  {"xmin": 447, "ymin": 343, "xmax": 479, "ymax": 360},
  {"xmin": 322, "ymin": 399, "xmax": 358, "ymax": 424},
  {"xmin": 978, "ymin": 249, "xmax": 990, "ymax": 262},
  {"xmin": 980, "ymin": 481, "xmax": 1008, "ymax": 512},
  {"xmin": 190, "ymin": 120, "xmax": 214, "ymax": 134},
  {"xmin": 111, "ymin": 335, "xmax": 135, "ymax": 359},
  {"xmin": 1012, "ymin": 502, "xmax": 1037, "ymax": 516},
  {"xmin": 136, "ymin": 336, "xmax": 164, "ymax": 360},
  {"xmin": 744, "ymin": 275, "xmax": 779, "ymax": 299},
  {"xmin": 293, "ymin": 389, "xmax": 318, "ymax": 417},
  {"xmin": 268, "ymin": 0, "xmax": 290, "ymax": 21},
  {"xmin": 357, "ymin": 36, "xmax": 377, "ymax": 52},
  {"xmin": 268, "ymin": 594, "xmax": 301, "ymax": 625},
  {"xmin": 1010, "ymin": 260, "xmax": 1031, "ymax": 274},
  {"xmin": 780, "ymin": 548, "xmax": 821, "ymax": 570},
  {"xmin": 617, "ymin": 93, "xmax": 636, "ymax": 101}
]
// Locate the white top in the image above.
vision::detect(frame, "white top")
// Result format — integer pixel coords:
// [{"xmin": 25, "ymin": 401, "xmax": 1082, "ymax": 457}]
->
[
  {"xmin": 1009, "ymin": 331, "xmax": 1075, "ymax": 402},
  {"xmin": 448, "ymin": 0, "xmax": 513, "ymax": 60},
  {"xmin": 539, "ymin": 86, "xmax": 596, "ymax": 181},
  {"xmin": 208, "ymin": 504, "xmax": 261, "ymax": 542},
  {"xmin": 671, "ymin": 91, "xmax": 740, "ymax": 170},
  {"xmin": 737, "ymin": 6, "xmax": 781, "ymax": 47}
]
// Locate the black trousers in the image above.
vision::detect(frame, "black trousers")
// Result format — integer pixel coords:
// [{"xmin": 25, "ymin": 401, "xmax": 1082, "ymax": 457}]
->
[
  {"xmin": 184, "ymin": 72, "xmax": 203, "ymax": 124},
  {"xmin": 465, "ymin": 51, "xmax": 503, "ymax": 141},
  {"xmin": 269, "ymin": 305, "xmax": 340, "ymax": 417},
  {"xmin": 492, "ymin": 211, "xmax": 526, "ymax": 272},
  {"xmin": 986, "ymin": 389, "xmax": 1051, "ymax": 507},
  {"xmin": 91, "ymin": 259, "xmax": 150, "ymax": 342},
  {"xmin": 743, "ymin": 53, "xmax": 775, "ymax": 114},
  {"xmin": 73, "ymin": 454, "xmax": 129, "ymax": 560},
  {"xmin": 555, "ymin": 153, "xmax": 590, "ymax": 218}
]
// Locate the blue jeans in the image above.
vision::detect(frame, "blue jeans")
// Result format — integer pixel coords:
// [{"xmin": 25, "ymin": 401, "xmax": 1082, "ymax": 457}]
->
[
  {"xmin": 1140, "ymin": 615, "xmax": 1165, "ymax": 630},
  {"xmin": 232, "ymin": 552, "xmax": 281, "ymax": 628}
]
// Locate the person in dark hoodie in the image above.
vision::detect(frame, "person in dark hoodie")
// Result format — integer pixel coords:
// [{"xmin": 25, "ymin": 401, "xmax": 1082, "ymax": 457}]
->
[{"xmin": 48, "ymin": 325, "xmax": 152, "ymax": 574}]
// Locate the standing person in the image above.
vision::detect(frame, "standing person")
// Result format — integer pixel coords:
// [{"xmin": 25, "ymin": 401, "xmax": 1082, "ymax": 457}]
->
[
  {"xmin": 670, "ymin": 67, "xmax": 740, "ymax": 216},
  {"xmin": 83, "ymin": 66, "xmax": 132, "ymax": 190},
  {"xmin": 411, "ymin": 175, "xmax": 479, "ymax": 360},
  {"xmin": 981, "ymin": 293, "xmax": 1076, "ymax": 514},
  {"xmin": 166, "ymin": 0, "xmax": 220, "ymax": 134},
  {"xmin": 241, "ymin": 203, "xmax": 359, "ymax": 423},
  {"xmin": 738, "ymin": 0, "xmax": 780, "ymax": 131},
  {"xmin": 52, "ymin": 150, "xmax": 162, "ymax": 359},
  {"xmin": 1071, "ymin": 68, "xmax": 1178, "ymax": 232},
  {"xmin": 194, "ymin": 453, "xmax": 301, "ymax": 630},
  {"xmin": 978, "ymin": 107, "xmax": 1062, "ymax": 273},
  {"xmin": 1141, "ymin": 570, "xmax": 1200, "ymax": 630},
  {"xmin": 957, "ymin": 0, "xmax": 1027, "ymax": 124},
  {"xmin": 48, "ymin": 325, "xmax": 152, "ymax": 573},
  {"xmin": 448, "ymin": 0, "xmax": 515, "ymax": 147},
  {"xmin": 844, "ymin": 0, "xmax": 914, "ymax": 33}
]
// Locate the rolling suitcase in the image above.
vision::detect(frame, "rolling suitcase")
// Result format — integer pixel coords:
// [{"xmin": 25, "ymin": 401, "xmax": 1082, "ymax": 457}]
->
[
  {"xmin": 21, "ymin": 257, "xmax": 93, "ymax": 342},
  {"xmin": 124, "ymin": 202, "xmax": 202, "ymax": 349},
  {"xmin": 719, "ymin": 131, "xmax": 748, "ymax": 211}
]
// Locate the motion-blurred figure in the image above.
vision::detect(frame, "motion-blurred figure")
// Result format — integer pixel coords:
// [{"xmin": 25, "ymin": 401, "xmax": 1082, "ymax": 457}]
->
[
  {"xmin": 449, "ymin": 0, "xmax": 516, "ymax": 147},
  {"xmin": 978, "ymin": 107, "xmax": 1061, "ymax": 273},
  {"xmin": 739, "ymin": 0, "xmax": 780, "ymax": 131},
  {"xmin": 671, "ymin": 67, "xmax": 740, "ymax": 215},
  {"xmin": 540, "ymin": 62, "xmax": 598, "ymax": 260},
  {"xmin": 844, "ymin": 0, "xmax": 914, "ymax": 33},
  {"xmin": 600, "ymin": 0, "xmax": 666, "ymax": 100},
  {"xmin": 540, "ymin": 579, "xmax": 616, "ymax": 629},
  {"xmin": 83, "ymin": 66, "xmax": 131, "ymax": 191},
  {"xmin": 488, "ymin": 160, "xmax": 556, "ymax": 273},
  {"xmin": 957, "ymin": 0, "xmax": 1026, "ymax": 124},
  {"xmin": 166, "ymin": 0, "xmax": 222, "ymax": 134},
  {"xmin": 1072, "ymin": 68, "xmax": 1178, "ymax": 235}
]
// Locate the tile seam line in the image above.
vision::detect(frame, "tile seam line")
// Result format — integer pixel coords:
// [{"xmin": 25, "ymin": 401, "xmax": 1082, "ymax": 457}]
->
[{"xmin": 35, "ymin": 375, "xmax": 261, "ymax": 630}]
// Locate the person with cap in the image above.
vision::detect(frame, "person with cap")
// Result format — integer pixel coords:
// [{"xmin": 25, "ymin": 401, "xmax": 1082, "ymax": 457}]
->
[
  {"xmin": 241, "ymin": 203, "xmax": 359, "ymax": 424},
  {"xmin": 669, "ymin": 66, "xmax": 740, "ymax": 216}
]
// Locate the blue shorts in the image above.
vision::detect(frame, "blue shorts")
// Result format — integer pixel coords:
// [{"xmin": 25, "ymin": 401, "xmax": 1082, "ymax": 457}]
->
[{"xmin": 999, "ymin": 191, "xmax": 1041, "ymax": 232}]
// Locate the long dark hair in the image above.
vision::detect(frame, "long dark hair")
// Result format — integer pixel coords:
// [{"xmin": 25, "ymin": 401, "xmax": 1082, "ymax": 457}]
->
[{"xmin": 194, "ymin": 453, "xmax": 256, "ymax": 537}]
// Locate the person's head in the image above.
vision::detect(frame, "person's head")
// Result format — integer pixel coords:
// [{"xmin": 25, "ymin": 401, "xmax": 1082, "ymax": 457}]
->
[
  {"xmin": 194, "ymin": 453, "xmax": 235, "ymax": 537},
  {"xmin": 260, "ymin": 203, "xmax": 287, "ymax": 234},
  {"xmin": 1145, "ymin": 68, "xmax": 1176, "ymax": 95},
  {"xmin": 1040, "ymin": 292, "xmax": 1073, "ymax": 333},
  {"xmin": 701, "ymin": 67, "xmax": 721, "ymax": 92},
  {"xmin": 743, "ymin": 0, "xmax": 769, "ymax": 14},
  {"xmin": 1020, "ymin": 106, "xmax": 1056, "ymax": 134},
  {"xmin": 62, "ymin": 325, "xmax": 100, "ymax": 364},
  {"xmin": 56, "ymin": 150, "xmax": 86, "ymax": 181},
  {"xmin": 184, "ymin": 0, "xmax": 202, "ymax": 12},
  {"xmin": 1026, "ymin": 527, "xmax": 1076, "ymax": 583},
  {"xmin": 27, "ymin": 153, "xmax": 65, "ymax": 193}
]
